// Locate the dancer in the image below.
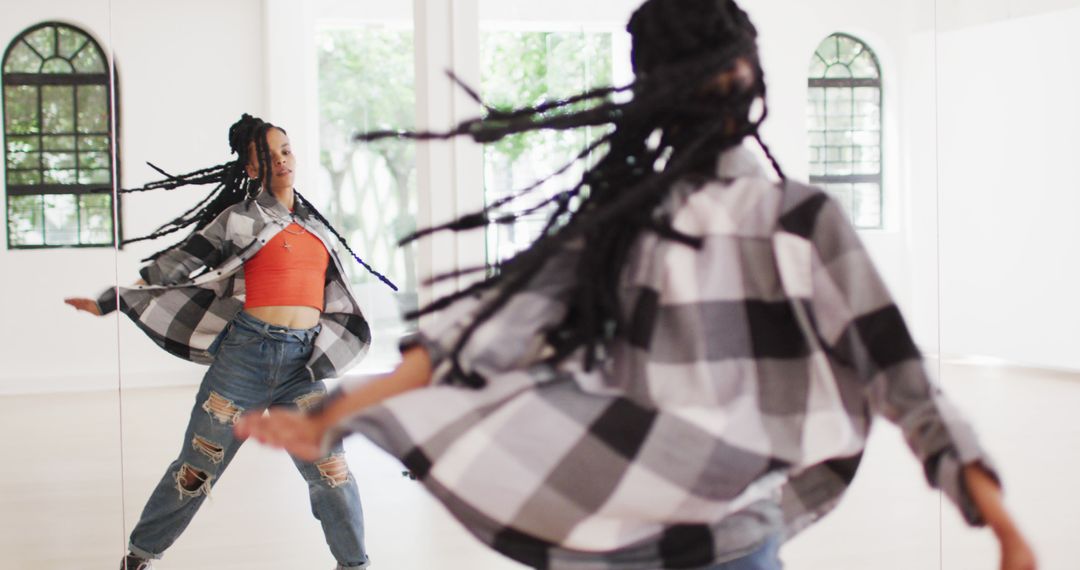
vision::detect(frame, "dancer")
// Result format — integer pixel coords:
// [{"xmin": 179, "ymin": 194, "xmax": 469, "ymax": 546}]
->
[
  {"xmin": 66, "ymin": 114, "xmax": 390, "ymax": 570},
  {"xmin": 237, "ymin": 1, "xmax": 1035, "ymax": 569}
]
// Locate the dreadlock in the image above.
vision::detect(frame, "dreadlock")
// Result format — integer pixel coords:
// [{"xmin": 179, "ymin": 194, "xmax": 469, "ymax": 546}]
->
[
  {"xmin": 358, "ymin": 0, "xmax": 783, "ymax": 386},
  {"xmin": 119, "ymin": 113, "xmax": 396, "ymax": 290}
]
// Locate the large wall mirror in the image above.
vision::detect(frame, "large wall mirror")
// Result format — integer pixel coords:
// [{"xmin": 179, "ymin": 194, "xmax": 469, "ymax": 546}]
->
[{"xmin": 1, "ymin": 0, "xmax": 1074, "ymax": 568}]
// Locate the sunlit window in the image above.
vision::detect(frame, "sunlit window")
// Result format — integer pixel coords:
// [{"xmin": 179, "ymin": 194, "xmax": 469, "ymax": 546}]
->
[
  {"xmin": 3, "ymin": 22, "xmax": 117, "ymax": 248},
  {"xmin": 480, "ymin": 30, "xmax": 614, "ymax": 267},
  {"xmin": 808, "ymin": 33, "xmax": 883, "ymax": 229}
]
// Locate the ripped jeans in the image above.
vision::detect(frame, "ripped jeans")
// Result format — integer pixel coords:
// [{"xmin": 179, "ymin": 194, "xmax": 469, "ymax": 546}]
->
[{"xmin": 128, "ymin": 311, "xmax": 369, "ymax": 568}]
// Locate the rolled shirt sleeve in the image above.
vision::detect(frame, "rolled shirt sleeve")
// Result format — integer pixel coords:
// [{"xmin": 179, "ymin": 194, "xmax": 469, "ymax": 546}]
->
[{"xmin": 800, "ymin": 192, "xmax": 997, "ymax": 526}]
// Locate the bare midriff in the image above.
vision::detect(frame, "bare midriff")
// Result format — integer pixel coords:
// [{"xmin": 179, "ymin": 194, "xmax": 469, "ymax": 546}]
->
[{"xmin": 244, "ymin": 305, "xmax": 322, "ymax": 329}]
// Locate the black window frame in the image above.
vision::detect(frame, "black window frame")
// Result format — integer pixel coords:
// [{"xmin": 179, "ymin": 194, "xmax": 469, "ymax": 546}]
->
[
  {"xmin": 2, "ymin": 21, "xmax": 121, "ymax": 249},
  {"xmin": 808, "ymin": 32, "xmax": 884, "ymax": 230}
]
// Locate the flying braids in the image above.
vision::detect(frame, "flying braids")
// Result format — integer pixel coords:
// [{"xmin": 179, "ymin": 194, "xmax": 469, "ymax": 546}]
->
[
  {"xmin": 118, "ymin": 113, "xmax": 396, "ymax": 290},
  {"xmin": 357, "ymin": 0, "xmax": 782, "ymax": 385}
]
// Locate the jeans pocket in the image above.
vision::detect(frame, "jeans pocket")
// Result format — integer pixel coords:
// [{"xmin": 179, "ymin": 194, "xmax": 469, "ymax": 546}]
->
[{"xmin": 207, "ymin": 323, "xmax": 232, "ymax": 357}]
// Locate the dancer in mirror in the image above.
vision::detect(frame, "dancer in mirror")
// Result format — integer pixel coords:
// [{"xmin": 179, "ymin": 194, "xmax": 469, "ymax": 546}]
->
[{"xmin": 66, "ymin": 114, "xmax": 394, "ymax": 570}]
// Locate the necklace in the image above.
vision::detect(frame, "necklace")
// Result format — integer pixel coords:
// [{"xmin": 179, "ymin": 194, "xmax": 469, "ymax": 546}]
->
[{"xmin": 259, "ymin": 204, "xmax": 307, "ymax": 252}]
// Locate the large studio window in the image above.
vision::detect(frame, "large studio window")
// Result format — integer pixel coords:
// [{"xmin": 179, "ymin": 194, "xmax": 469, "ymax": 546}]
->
[
  {"xmin": 480, "ymin": 30, "xmax": 614, "ymax": 267},
  {"xmin": 3, "ymin": 22, "xmax": 117, "ymax": 248},
  {"xmin": 808, "ymin": 33, "xmax": 883, "ymax": 229}
]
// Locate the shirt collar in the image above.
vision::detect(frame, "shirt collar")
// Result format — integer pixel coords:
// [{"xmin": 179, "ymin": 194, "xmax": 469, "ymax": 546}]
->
[
  {"xmin": 254, "ymin": 189, "xmax": 310, "ymax": 220},
  {"xmin": 715, "ymin": 144, "xmax": 765, "ymax": 180}
]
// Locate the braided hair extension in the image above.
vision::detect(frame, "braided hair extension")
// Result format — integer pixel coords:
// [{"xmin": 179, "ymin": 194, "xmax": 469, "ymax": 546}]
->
[
  {"xmin": 358, "ymin": 0, "xmax": 785, "ymax": 386},
  {"xmin": 116, "ymin": 114, "xmax": 396, "ymax": 289}
]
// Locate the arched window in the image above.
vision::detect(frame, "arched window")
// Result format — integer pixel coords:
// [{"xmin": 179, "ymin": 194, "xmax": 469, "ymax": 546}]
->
[
  {"xmin": 3, "ymin": 22, "xmax": 117, "ymax": 248},
  {"xmin": 808, "ymin": 33, "xmax": 882, "ymax": 229}
]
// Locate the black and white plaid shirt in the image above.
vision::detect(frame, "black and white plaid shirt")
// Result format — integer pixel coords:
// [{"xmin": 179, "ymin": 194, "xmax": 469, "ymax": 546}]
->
[
  {"xmin": 331, "ymin": 146, "xmax": 994, "ymax": 569},
  {"xmin": 96, "ymin": 190, "xmax": 371, "ymax": 381}
]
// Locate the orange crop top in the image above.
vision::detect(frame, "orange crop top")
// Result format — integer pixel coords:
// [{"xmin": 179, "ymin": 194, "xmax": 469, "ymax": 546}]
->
[{"xmin": 243, "ymin": 222, "xmax": 330, "ymax": 310}]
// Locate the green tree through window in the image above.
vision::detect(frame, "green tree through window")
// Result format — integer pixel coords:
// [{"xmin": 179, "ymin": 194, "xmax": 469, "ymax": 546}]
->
[
  {"xmin": 481, "ymin": 30, "xmax": 613, "ymax": 267},
  {"xmin": 3, "ymin": 22, "xmax": 117, "ymax": 248}
]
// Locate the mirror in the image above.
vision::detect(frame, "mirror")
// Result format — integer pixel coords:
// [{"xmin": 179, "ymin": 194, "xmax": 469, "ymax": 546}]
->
[
  {"xmin": 2, "ymin": 0, "xmax": 1074, "ymax": 568},
  {"xmin": 0, "ymin": 1, "xmax": 126, "ymax": 567}
]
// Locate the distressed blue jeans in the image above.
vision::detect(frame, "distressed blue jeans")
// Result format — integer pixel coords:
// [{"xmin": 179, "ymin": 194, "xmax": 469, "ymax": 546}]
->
[{"xmin": 128, "ymin": 311, "xmax": 369, "ymax": 568}]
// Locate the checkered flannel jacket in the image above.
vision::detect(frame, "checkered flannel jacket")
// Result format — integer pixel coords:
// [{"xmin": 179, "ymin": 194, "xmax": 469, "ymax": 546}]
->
[
  {"xmin": 330, "ymin": 147, "xmax": 994, "ymax": 569},
  {"xmin": 95, "ymin": 190, "xmax": 371, "ymax": 381}
]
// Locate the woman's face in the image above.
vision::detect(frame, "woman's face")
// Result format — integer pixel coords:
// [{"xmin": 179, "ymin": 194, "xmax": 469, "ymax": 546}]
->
[{"xmin": 246, "ymin": 127, "xmax": 295, "ymax": 191}]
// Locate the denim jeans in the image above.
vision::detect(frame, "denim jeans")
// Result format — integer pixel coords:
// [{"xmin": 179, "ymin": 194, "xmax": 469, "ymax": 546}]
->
[
  {"xmin": 707, "ymin": 533, "xmax": 782, "ymax": 570},
  {"xmin": 127, "ymin": 311, "xmax": 369, "ymax": 568}
]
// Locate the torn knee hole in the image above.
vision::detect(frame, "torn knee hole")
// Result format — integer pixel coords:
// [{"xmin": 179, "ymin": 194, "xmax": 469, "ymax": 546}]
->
[
  {"xmin": 174, "ymin": 464, "xmax": 212, "ymax": 498},
  {"xmin": 192, "ymin": 435, "xmax": 225, "ymax": 464},
  {"xmin": 315, "ymin": 454, "xmax": 351, "ymax": 488},
  {"xmin": 294, "ymin": 391, "xmax": 326, "ymax": 414},
  {"xmin": 202, "ymin": 391, "xmax": 242, "ymax": 425}
]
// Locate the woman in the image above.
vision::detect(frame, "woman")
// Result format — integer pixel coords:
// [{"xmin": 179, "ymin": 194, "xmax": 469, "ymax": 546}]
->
[
  {"xmin": 238, "ymin": 1, "xmax": 1036, "ymax": 569},
  {"xmin": 66, "ymin": 114, "xmax": 385, "ymax": 570}
]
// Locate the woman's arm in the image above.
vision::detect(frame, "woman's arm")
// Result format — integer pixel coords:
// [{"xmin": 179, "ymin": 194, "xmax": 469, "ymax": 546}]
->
[
  {"xmin": 235, "ymin": 346, "xmax": 433, "ymax": 461},
  {"xmin": 65, "ymin": 280, "xmax": 147, "ymax": 316},
  {"xmin": 964, "ymin": 464, "xmax": 1038, "ymax": 570}
]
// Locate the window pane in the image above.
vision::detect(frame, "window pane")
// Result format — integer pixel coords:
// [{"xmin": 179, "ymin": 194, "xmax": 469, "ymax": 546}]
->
[
  {"xmin": 8, "ymin": 195, "xmax": 44, "ymax": 246},
  {"xmin": 808, "ymin": 56, "xmax": 826, "ymax": 79},
  {"xmin": 79, "ymin": 193, "xmax": 112, "ymax": 244},
  {"xmin": 853, "ymin": 183, "xmax": 882, "ymax": 228},
  {"xmin": 7, "ymin": 169, "xmax": 41, "ymax": 185},
  {"xmin": 79, "ymin": 168, "xmax": 111, "ymax": 185},
  {"xmin": 43, "ymin": 168, "xmax": 76, "ymax": 184},
  {"xmin": 42, "ymin": 135, "xmax": 76, "ymax": 151},
  {"xmin": 79, "ymin": 151, "xmax": 109, "ymax": 170},
  {"xmin": 41, "ymin": 85, "xmax": 75, "ymax": 134},
  {"xmin": 72, "ymin": 45, "xmax": 106, "ymax": 73},
  {"xmin": 41, "ymin": 58, "xmax": 75, "ymax": 74},
  {"xmin": 850, "ymin": 51, "xmax": 879, "ymax": 79},
  {"xmin": 77, "ymin": 85, "xmax": 108, "ymax": 133},
  {"xmin": 43, "ymin": 151, "xmax": 76, "ymax": 170},
  {"xmin": 25, "ymin": 27, "xmax": 56, "ymax": 59},
  {"xmin": 43, "ymin": 193, "xmax": 78, "ymax": 245},
  {"xmin": 317, "ymin": 21, "xmax": 417, "ymax": 373},
  {"xmin": 4, "ymin": 86, "xmax": 40, "ymax": 134},
  {"xmin": 817, "ymin": 36, "xmax": 840, "ymax": 65},
  {"xmin": 6, "ymin": 150, "xmax": 41, "ymax": 170},
  {"xmin": 6, "ymin": 135, "xmax": 39, "ymax": 153},
  {"xmin": 825, "ymin": 64, "xmax": 852, "ymax": 79},
  {"xmin": 836, "ymin": 35, "xmax": 862, "ymax": 65},
  {"xmin": 57, "ymin": 26, "xmax": 88, "ymax": 59},
  {"xmin": 78, "ymin": 135, "xmax": 109, "ymax": 151},
  {"xmin": 481, "ymin": 30, "xmax": 614, "ymax": 266},
  {"xmin": 3, "ymin": 41, "xmax": 43, "ymax": 73}
]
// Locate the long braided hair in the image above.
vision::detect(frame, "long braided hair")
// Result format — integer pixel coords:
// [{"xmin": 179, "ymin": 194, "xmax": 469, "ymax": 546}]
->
[
  {"xmin": 360, "ymin": 0, "xmax": 782, "ymax": 385},
  {"xmin": 121, "ymin": 113, "xmax": 396, "ymax": 290}
]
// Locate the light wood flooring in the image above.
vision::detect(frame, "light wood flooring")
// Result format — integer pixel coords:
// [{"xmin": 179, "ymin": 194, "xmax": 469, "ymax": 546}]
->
[{"xmin": 1, "ymin": 361, "xmax": 1075, "ymax": 569}]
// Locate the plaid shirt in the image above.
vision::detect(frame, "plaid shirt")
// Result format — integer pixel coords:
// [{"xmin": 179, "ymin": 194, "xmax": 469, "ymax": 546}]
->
[
  {"xmin": 331, "ymin": 146, "xmax": 994, "ymax": 569},
  {"xmin": 96, "ymin": 190, "xmax": 371, "ymax": 381}
]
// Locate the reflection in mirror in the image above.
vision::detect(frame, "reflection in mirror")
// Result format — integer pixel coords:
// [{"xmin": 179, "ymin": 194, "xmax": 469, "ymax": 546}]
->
[
  {"xmin": 4, "ymin": 0, "xmax": 1071, "ymax": 567},
  {"xmin": 0, "ymin": 1, "xmax": 125, "ymax": 568},
  {"xmin": 935, "ymin": 1, "xmax": 1080, "ymax": 568}
]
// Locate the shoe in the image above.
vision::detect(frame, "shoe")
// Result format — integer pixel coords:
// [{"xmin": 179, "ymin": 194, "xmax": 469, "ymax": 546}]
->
[{"xmin": 120, "ymin": 553, "xmax": 152, "ymax": 570}]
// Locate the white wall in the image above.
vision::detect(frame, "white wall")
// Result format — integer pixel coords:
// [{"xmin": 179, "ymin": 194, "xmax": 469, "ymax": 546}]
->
[
  {"xmin": 936, "ymin": 5, "xmax": 1080, "ymax": 370},
  {"xmin": 7, "ymin": 0, "xmax": 1078, "ymax": 395},
  {"xmin": 0, "ymin": 0, "xmax": 265, "ymax": 394}
]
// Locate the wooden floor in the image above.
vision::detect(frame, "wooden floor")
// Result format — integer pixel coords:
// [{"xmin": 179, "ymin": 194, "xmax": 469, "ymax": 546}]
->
[{"xmin": 0, "ymin": 360, "xmax": 1075, "ymax": 569}]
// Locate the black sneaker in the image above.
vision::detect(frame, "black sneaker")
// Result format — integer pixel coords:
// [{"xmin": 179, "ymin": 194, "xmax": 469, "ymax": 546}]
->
[{"xmin": 120, "ymin": 553, "xmax": 152, "ymax": 570}]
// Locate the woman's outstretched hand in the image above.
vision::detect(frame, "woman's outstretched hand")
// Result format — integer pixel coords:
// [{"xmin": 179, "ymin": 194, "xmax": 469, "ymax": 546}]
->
[
  {"xmin": 64, "ymin": 297, "xmax": 102, "ymax": 316},
  {"xmin": 235, "ymin": 409, "xmax": 326, "ymax": 462}
]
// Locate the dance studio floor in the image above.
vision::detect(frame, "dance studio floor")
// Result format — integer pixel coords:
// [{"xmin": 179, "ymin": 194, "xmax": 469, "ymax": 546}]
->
[{"xmin": 1, "ymin": 360, "xmax": 1075, "ymax": 569}]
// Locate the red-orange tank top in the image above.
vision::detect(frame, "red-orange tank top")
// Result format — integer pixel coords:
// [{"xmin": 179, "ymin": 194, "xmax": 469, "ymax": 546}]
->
[{"xmin": 243, "ymin": 222, "xmax": 329, "ymax": 311}]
